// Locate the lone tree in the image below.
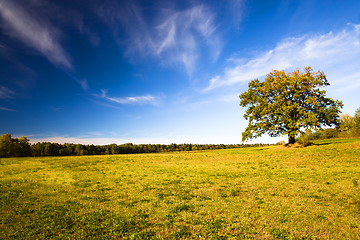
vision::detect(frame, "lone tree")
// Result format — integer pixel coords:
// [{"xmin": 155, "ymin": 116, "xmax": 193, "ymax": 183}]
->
[{"xmin": 239, "ymin": 67, "xmax": 343, "ymax": 144}]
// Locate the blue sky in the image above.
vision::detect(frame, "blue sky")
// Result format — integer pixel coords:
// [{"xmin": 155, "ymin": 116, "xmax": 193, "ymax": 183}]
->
[{"xmin": 1, "ymin": 0, "xmax": 360, "ymax": 145}]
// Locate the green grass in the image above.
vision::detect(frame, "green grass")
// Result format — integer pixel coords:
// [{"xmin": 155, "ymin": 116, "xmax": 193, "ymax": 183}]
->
[{"xmin": 1, "ymin": 138, "xmax": 360, "ymax": 239}]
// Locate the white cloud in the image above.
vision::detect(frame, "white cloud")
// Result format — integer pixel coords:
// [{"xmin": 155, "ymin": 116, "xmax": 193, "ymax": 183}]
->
[
  {"xmin": 228, "ymin": 0, "xmax": 246, "ymax": 28},
  {"xmin": 76, "ymin": 78, "xmax": 88, "ymax": 91},
  {"xmin": 155, "ymin": 5, "xmax": 222, "ymax": 75},
  {"xmin": 205, "ymin": 24, "xmax": 360, "ymax": 91},
  {"xmin": 0, "ymin": 0, "xmax": 72, "ymax": 69},
  {"xmin": 0, "ymin": 106, "xmax": 16, "ymax": 112},
  {"xmin": 156, "ymin": 19, "xmax": 176, "ymax": 55},
  {"xmin": 98, "ymin": 3, "xmax": 222, "ymax": 76},
  {"xmin": 0, "ymin": 85, "xmax": 15, "ymax": 99},
  {"xmin": 97, "ymin": 90, "xmax": 160, "ymax": 106}
]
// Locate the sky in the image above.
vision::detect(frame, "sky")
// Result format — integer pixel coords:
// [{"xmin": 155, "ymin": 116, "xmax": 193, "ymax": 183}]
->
[{"xmin": 0, "ymin": 0, "xmax": 360, "ymax": 145}]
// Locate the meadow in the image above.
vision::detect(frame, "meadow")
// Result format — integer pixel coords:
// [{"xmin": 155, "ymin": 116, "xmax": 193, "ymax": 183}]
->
[{"xmin": 1, "ymin": 138, "xmax": 359, "ymax": 239}]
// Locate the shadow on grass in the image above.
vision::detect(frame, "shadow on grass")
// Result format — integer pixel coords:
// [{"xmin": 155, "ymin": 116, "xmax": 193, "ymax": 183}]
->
[{"xmin": 312, "ymin": 142, "xmax": 331, "ymax": 146}]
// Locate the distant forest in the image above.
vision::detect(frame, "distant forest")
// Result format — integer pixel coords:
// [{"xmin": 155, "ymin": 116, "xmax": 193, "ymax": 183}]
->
[
  {"xmin": 0, "ymin": 133, "xmax": 270, "ymax": 158},
  {"xmin": 1, "ymin": 109, "xmax": 359, "ymax": 158}
]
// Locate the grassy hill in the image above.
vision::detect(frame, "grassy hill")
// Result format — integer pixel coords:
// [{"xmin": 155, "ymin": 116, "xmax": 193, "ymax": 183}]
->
[{"xmin": 1, "ymin": 138, "xmax": 359, "ymax": 239}]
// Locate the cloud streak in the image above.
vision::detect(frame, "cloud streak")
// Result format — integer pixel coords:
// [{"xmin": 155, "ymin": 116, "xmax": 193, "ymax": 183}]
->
[
  {"xmin": 205, "ymin": 24, "xmax": 360, "ymax": 91},
  {"xmin": 98, "ymin": 2, "xmax": 222, "ymax": 76},
  {"xmin": 0, "ymin": 85, "xmax": 15, "ymax": 99},
  {"xmin": 0, "ymin": 106, "xmax": 16, "ymax": 112},
  {"xmin": 97, "ymin": 90, "xmax": 160, "ymax": 106},
  {"xmin": 0, "ymin": 0, "xmax": 72, "ymax": 69}
]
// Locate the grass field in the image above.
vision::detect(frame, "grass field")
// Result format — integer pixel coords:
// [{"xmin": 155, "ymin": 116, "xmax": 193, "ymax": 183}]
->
[{"xmin": 1, "ymin": 138, "xmax": 359, "ymax": 239}]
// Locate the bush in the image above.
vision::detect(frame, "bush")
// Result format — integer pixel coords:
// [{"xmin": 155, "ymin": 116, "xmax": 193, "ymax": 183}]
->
[
  {"xmin": 339, "ymin": 128, "xmax": 360, "ymax": 138},
  {"xmin": 296, "ymin": 128, "xmax": 340, "ymax": 143},
  {"xmin": 323, "ymin": 128, "xmax": 339, "ymax": 139}
]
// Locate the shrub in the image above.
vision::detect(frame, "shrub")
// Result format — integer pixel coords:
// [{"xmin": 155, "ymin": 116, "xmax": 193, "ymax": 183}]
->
[{"xmin": 323, "ymin": 128, "xmax": 339, "ymax": 139}]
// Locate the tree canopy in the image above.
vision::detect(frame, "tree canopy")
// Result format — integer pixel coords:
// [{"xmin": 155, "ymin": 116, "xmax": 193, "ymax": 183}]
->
[
  {"xmin": 354, "ymin": 107, "xmax": 360, "ymax": 132},
  {"xmin": 239, "ymin": 67, "xmax": 343, "ymax": 144}
]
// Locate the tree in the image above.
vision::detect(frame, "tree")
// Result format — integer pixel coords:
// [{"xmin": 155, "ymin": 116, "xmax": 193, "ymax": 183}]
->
[
  {"xmin": 18, "ymin": 136, "xmax": 31, "ymax": 156},
  {"xmin": 0, "ymin": 133, "xmax": 13, "ymax": 157},
  {"xmin": 339, "ymin": 113, "xmax": 354, "ymax": 132},
  {"xmin": 239, "ymin": 67, "xmax": 343, "ymax": 144},
  {"xmin": 354, "ymin": 107, "xmax": 360, "ymax": 132},
  {"xmin": 338, "ymin": 108, "xmax": 360, "ymax": 137}
]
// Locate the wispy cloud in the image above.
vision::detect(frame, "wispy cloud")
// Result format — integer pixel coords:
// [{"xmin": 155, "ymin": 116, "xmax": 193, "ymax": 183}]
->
[
  {"xmin": 73, "ymin": 78, "xmax": 88, "ymax": 91},
  {"xmin": 227, "ymin": 0, "xmax": 246, "ymax": 29},
  {"xmin": 0, "ymin": 42, "xmax": 6, "ymax": 49},
  {"xmin": 97, "ymin": 90, "xmax": 160, "ymax": 106},
  {"xmin": 0, "ymin": 0, "xmax": 72, "ymax": 69},
  {"xmin": 0, "ymin": 85, "xmax": 15, "ymax": 99},
  {"xmin": 0, "ymin": 106, "xmax": 16, "ymax": 112},
  {"xmin": 97, "ymin": 2, "xmax": 222, "ymax": 76},
  {"xmin": 204, "ymin": 24, "xmax": 360, "ymax": 91}
]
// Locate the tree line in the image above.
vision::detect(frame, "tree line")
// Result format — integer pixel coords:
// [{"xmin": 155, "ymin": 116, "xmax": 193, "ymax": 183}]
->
[
  {"xmin": 1, "ymin": 105, "xmax": 359, "ymax": 158},
  {"xmin": 0, "ymin": 134, "xmax": 269, "ymax": 158}
]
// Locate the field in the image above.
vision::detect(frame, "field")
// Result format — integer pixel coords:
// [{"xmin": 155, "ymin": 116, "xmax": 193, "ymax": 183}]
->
[{"xmin": 1, "ymin": 138, "xmax": 360, "ymax": 239}]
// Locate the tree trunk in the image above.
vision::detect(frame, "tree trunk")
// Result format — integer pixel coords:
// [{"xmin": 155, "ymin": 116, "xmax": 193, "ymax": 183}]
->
[{"xmin": 288, "ymin": 134, "xmax": 296, "ymax": 144}]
